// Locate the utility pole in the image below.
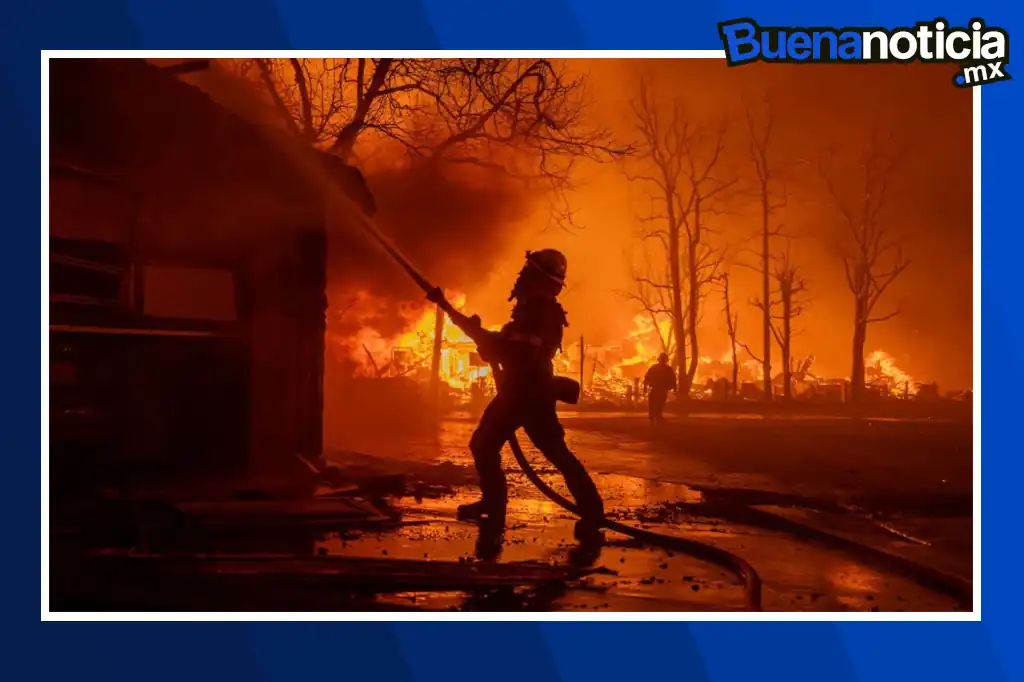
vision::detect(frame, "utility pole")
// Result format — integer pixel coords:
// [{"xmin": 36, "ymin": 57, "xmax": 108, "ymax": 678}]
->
[
  {"xmin": 430, "ymin": 303, "xmax": 445, "ymax": 421},
  {"xmin": 579, "ymin": 335, "xmax": 585, "ymax": 403}
]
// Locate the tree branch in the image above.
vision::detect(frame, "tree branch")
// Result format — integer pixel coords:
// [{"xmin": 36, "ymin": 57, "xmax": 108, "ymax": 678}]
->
[
  {"xmin": 737, "ymin": 341, "xmax": 763, "ymax": 364},
  {"xmin": 254, "ymin": 59, "xmax": 303, "ymax": 140},
  {"xmin": 865, "ymin": 308, "xmax": 901, "ymax": 324}
]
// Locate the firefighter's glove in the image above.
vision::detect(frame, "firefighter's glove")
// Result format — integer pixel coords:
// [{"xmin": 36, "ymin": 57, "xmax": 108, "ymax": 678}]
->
[{"xmin": 426, "ymin": 286, "xmax": 446, "ymax": 306}]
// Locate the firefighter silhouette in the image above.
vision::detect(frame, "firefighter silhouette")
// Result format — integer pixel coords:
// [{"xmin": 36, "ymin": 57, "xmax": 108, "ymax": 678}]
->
[
  {"xmin": 644, "ymin": 353, "xmax": 677, "ymax": 423},
  {"xmin": 427, "ymin": 250, "xmax": 604, "ymax": 538}
]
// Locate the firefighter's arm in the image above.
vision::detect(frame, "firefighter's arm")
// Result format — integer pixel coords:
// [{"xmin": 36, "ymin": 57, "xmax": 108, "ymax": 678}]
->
[
  {"xmin": 427, "ymin": 287, "xmax": 477, "ymax": 336},
  {"xmin": 426, "ymin": 287, "xmax": 504, "ymax": 360}
]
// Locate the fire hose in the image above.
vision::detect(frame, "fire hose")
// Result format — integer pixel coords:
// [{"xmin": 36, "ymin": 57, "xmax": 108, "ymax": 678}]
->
[
  {"xmin": 502, "ymin": 412, "xmax": 762, "ymax": 610},
  {"xmin": 342, "ymin": 192, "xmax": 763, "ymax": 611}
]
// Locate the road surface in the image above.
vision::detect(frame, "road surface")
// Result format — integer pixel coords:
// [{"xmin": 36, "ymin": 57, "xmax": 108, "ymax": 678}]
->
[{"xmin": 324, "ymin": 411, "xmax": 973, "ymax": 612}]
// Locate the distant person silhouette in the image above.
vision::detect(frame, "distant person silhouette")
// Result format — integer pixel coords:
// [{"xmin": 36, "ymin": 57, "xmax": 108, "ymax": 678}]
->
[{"xmin": 644, "ymin": 353, "xmax": 677, "ymax": 424}]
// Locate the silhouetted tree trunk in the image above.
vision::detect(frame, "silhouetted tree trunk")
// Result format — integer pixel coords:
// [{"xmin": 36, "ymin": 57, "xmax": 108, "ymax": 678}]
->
[
  {"xmin": 772, "ymin": 253, "xmax": 806, "ymax": 399},
  {"xmin": 781, "ymin": 295, "xmax": 792, "ymax": 398},
  {"xmin": 669, "ymin": 201, "xmax": 687, "ymax": 394},
  {"xmin": 751, "ymin": 245, "xmax": 806, "ymax": 400},
  {"xmin": 760, "ymin": 195, "xmax": 772, "ymax": 400},
  {"xmin": 851, "ymin": 298, "xmax": 868, "ymax": 398},
  {"xmin": 820, "ymin": 133, "xmax": 910, "ymax": 403},
  {"xmin": 683, "ymin": 200, "xmax": 722, "ymax": 393},
  {"xmin": 746, "ymin": 98, "xmax": 787, "ymax": 402},
  {"xmin": 430, "ymin": 303, "xmax": 444, "ymax": 419},
  {"xmin": 720, "ymin": 272, "xmax": 740, "ymax": 396}
]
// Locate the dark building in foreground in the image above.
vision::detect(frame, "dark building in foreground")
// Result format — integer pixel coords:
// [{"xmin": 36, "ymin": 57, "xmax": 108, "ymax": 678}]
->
[{"xmin": 49, "ymin": 58, "xmax": 373, "ymax": 496}]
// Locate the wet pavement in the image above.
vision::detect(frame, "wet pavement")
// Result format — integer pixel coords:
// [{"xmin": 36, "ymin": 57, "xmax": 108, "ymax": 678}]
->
[{"xmin": 321, "ymin": 413, "xmax": 973, "ymax": 612}]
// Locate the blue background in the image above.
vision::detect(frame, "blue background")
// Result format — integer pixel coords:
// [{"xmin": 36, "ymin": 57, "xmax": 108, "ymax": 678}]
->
[{"xmin": 8, "ymin": 0, "xmax": 1016, "ymax": 679}]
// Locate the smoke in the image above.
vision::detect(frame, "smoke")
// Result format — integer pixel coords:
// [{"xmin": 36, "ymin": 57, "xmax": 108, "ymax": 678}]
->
[
  {"xmin": 165, "ymin": 59, "xmax": 298, "ymax": 138},
  {"xmin": 330, "ymin": 159, "xmax": 534, "ymax": 308},
  {"xmin": 164, "ymin": 58, "xmax": 540, "ymax": 325}
]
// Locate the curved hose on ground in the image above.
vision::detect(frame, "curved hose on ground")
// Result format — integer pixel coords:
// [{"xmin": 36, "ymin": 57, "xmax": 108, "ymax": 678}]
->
[{"xmin": 505, "ymin": 433, "xmax": 764, "ymax": 611}]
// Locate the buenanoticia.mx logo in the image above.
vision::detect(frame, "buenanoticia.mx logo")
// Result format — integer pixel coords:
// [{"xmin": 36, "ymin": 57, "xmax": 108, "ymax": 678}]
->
[{"xmin": 718, "ymin": 18, "xmax": 1010, "ymax": 87}]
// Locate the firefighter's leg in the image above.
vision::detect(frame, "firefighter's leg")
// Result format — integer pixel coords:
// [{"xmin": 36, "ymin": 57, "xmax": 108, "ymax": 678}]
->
[
  {"xmin": 523, "ymin": 404, "xmax": 605, "ymax": 521},
  {"xmin": 463, "ymin": 394, "xmax": 519, "ymax": 519},
  {"xmin": 651, "ymin": 391, "xmax": 667, "ymax": 422}
]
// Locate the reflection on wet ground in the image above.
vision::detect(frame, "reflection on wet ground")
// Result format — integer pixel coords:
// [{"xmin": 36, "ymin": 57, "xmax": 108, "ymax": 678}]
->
[
  {"xmin": 318, "ymin": 415, "xmax": 971, "ymax": 611},
  {"xmin": 53, "ymin": 412, "xmax": 971, "ymax": 612},
  {"xmin": 316, "ymin": 484, "xmax": 961, "ymax": 611}
]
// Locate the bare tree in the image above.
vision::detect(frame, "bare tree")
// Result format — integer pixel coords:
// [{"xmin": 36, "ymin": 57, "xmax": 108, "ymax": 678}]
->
[
  {"xmin": 820, "ymin": 133, "xmax": 910, "ymax": 402},
  {"xmin": 627, "ymin": 248, "xmax": 677, "ymax": 360},
  {"xmin": 745, "ymin": 96, "xmax": 788, "ymax": 401},
  {"xmin": 719, "ymin": 272, "xmax": 740, "ymax": 396},
  {"xmin": 769, "ymin": 247, "xmax": 807, "ymax": 399},
  {"xmin": 240, "ymin": 58, "xmax": 410, "ymax": 152},
  {"xmin": 627, "ymin": 79, "xmax": 735, "ymax": 398},
  {"xmin": 748, "ymin": 242, "xmax": 808, "ymax": 399},
  {"xmin": 229, "ymin": 58, "xmax": 627, "ymax": 225}
]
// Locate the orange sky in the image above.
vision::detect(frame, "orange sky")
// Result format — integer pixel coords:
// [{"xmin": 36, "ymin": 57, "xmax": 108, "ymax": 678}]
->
[{"xmin": 453, "ymin": 60, "xmax": 972, "ymax": 390}]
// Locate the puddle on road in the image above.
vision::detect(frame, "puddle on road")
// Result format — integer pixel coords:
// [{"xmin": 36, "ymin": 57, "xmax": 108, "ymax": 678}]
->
[
  {"xmin": 317, "ymin": 500, "xmax": 751, "ymax": 612},
  {"xmin": 320, "ymin": 418, "xmax": 969, "ymax": 612},
  {"xmin": 315, "ymin": 474, "xmax": 964, "ymax": 612}
]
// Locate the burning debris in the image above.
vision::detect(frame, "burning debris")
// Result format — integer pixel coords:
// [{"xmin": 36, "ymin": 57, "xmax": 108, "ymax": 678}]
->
[
  {"xmin": 329, "ymin": 291, "xmax": 495, "ymax": 392},
  {"xmin": 328, "ymin": 293, "xmax": 928, "ymax": 408},
  {"xmin": 865, "ymin": 350, "xmax": 918, "ymax": 397}
]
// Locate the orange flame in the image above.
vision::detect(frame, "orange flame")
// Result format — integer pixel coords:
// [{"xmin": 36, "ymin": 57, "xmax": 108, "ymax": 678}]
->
[
  {"xmin": 336, "ymin": 292, "xmax": 494, "ymax": 391},
  {"xmin": 332, "ymin": 296, "xmax": 920, "ymax": 401},
  {"xmin": 865, "ymin": 350, "xmax": 917, "ymax": 396}
]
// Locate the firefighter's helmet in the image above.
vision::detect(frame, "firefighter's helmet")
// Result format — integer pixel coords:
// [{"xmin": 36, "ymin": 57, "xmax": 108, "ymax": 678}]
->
[{"xmin": 524, "ymin": 249, "xmax": 568, "ymax": 285}]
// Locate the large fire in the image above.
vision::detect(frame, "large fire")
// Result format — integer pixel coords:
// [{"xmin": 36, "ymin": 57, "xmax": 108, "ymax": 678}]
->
[
  {"xmin": 330, "ymin": 291, "xmax": 494, "ymax": 390},
  {"xmin": 330, "ymin": 295, "xmax": 921, "ymax": 401},
  {"xmin": 865, "ymin": 349, "xmax": 918, "ymax": 397},
  {"xmin": 391, "ymin": 293, "xmax": 493, "ymax": 390}
]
